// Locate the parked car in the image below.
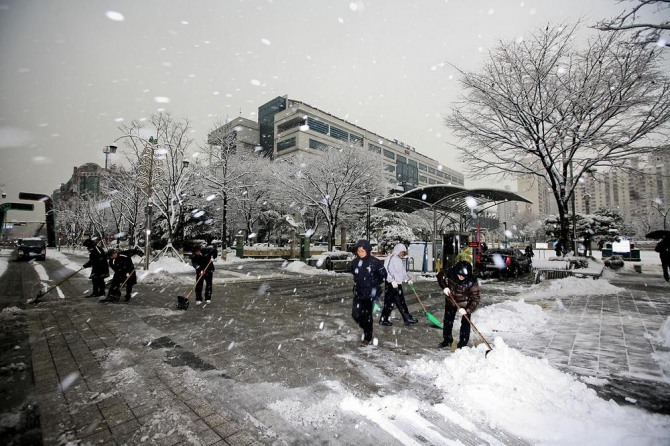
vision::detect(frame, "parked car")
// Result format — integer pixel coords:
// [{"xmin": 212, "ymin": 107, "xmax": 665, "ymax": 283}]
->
[
  {"xmin": 16, "ymin": 237, "xmax": 47, "ymax": 261},
  {"xmin": 475, "ymin": 247, "xmax": 532, "ymax": 277}
]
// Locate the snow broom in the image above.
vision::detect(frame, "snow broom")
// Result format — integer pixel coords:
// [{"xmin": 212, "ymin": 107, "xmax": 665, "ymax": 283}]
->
[
  {"xmin": 30, "ymin": 266, "xmax": 85, "ymax": 304},
  {"xmin": 444, "ymin": 290, "xmax": 493, "ymax": 357},
  {"xmin": 176, "ymin": 259, "xmax": 213, "ymax": 310},
  {"xmin": 408, "ymin": 284, "xmax": 443, "ymax": 329}
]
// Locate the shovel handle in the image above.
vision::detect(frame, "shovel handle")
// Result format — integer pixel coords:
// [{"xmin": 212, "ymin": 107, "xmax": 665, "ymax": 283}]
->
[
  {"xmin": 409, "ymin": 284, "xmax": 427, "ymax": 314},
  {"xmin": 445, "ymin": 292, "xmax": 493, "ymax": 353}
]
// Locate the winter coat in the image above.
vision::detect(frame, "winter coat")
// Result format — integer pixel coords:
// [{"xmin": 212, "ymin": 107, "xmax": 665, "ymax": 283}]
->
[
  {"xmin": 83, "ymin": 246, "xmax": 109, "ymax": 279},
  {"xmin": 383, "ymin": 243, "xmax": 412, "ymax": 284},
  {"xmin": 655, "ymin": 237, "xmax": 670, "ymax": 261},
  {"xmin": 351, "ymin": 239, "xmax": 385, "ymax": 300},
  {"xmin": 109, "ymin": 254, "xmax": 137, "ymax": 286},
  {"xmin": 192, "ymin": 247, "xmax": 217, "ymax": 275},
  {"xmin": 437, "ymin": 266, "xmax": 480, "ymax": 314}
]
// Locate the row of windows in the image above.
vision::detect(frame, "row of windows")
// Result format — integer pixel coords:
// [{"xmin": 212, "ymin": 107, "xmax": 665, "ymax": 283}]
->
[
  {"xmin": 277, "ymin": 137, "xmax": 296, "ymax": 152},
  {"xmin": 306, "ymin": 117, "xmax": 363, "ymax": 146}
]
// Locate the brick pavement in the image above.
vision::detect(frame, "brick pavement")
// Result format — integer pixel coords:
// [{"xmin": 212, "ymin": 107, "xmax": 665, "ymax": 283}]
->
[{"xmin": 2, "ymin": 252, "xmax": 670, "ymax": 444}]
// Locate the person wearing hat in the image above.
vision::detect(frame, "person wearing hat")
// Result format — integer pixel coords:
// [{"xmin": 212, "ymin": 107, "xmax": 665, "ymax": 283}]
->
[
  {"xmin": 351, "ymin": 239, "xmax": 386, "ymax": 347},
  {"xmin": 82, "ymin": 238, "xmax": 109, "ymax": 298},
  {"xmin": 436, "ymin": 260, "xmax": 480, "ymax": 349},
  {"xmin": 101, "ymin": 248, "xmax": 137, "ymax": 303}
]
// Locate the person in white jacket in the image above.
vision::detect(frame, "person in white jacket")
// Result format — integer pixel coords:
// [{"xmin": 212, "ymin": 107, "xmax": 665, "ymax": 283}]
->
[{"xmin": 379, "ymin": 243, "xmax": 418, "ymax": 326}]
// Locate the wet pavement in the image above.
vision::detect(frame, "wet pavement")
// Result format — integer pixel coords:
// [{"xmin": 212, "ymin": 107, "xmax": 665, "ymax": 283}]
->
[{"xmin": 1, "ymin": 250, "xmax": 669, "ymax": 445}]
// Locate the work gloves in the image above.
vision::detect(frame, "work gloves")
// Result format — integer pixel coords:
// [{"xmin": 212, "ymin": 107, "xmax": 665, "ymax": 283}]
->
[
  {"xmin": 391, "ymin": 281, "xmax": 398, "ymax": 289},
  {"xmin": 443, "ymin": 288, "xmax": 451, "ymax": 297},
  {"xmin": 458, "ymin": 308, "xmax": 467, "ymax": 316}
]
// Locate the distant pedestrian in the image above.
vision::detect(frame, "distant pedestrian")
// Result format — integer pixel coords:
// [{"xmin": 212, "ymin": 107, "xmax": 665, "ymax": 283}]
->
[
  {"xmin": 437, "ymin": 261, "xmax": 481, "ymax": 349},
  {"xmin": 524, "ymin": 244, "xmax": 534, "ymax": 258},
  {"xmin": 554, "ymin": 240, "xmax": 563, "ymax": 257},
  {"xmin": 82, "ymin": 238, "xmax": 109, "ymax": 298},
  {"xmin": 191, "ymin": 245, "xmax": 217, "ymax": 305},
  {"xmin": 597, "ymin": 239, "xmax": 605, "ymax": 251},
  {"xmin": 655, "ymin": 235, "xmax": 670, "ymax": 282},
  {"xmin": 379, "ymin": 243, "xmax": 418, "ymax": 326},
  {"xmin": 101, "ymin": 249, "xmax": 137, "ymax": 303},
  {"xmin": 351, "ymin": 239, "xmax": 386, "ymax": 347}
]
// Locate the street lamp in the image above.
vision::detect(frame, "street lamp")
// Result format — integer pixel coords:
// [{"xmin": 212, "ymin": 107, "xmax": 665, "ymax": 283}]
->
[
  {"xmin": 103, "ymin": 145, "xmax": 117, "ymax": 170},
  {"xmin": 365, "ymin": 193, "xmax": 371, "ymax": 240},
  {"xmin": 503, "ymin": 221, "xmax": 507, "ymax": 248}
]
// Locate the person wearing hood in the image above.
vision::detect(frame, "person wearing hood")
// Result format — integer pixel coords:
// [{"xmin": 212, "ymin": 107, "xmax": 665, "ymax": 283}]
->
[
  {"xmin": 436, "ymin": 260, "xmax": 480, "ymax": 349},
  {"xmin": 379, "ymin": 243, "xmax": 418, "ymax": 326},
  {"xmin": 655, "ymin": 235, "xmax": 670, "ymax": 282},
  {"xmin": 82, "ymin": 238, "xmax": 109, "ymax": 298},
  {"xmin": 351, "ymin": 239, "xmax": 386, "ymax": 347}
]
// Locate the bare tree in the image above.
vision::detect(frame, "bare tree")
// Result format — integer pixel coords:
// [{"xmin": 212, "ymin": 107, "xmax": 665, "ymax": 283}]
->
[
  {"xmin": 118, "ymin": 112, "xmax": 195, "ymax": 258},
  {"xmin": 199, "ymin": 120, "xmax": 273, "ymax": 247},
  {"xmin": 446, "ymin": 24, "xmax": 670, "ymax": 252},
  {"xmin": 595, "ymin": 0, "xmax": 670, "ymax": 46},
  {"xmin": 273, "ymin": 143, "xmax": 386, "ymax": 250}
]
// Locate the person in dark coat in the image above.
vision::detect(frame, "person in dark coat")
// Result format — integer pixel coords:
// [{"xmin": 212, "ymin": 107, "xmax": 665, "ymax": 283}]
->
[
  {"xmin": 655, "ymin": 235, "xmax": 670, "ymax": 282},
  {"xmin": 82, "ymin": 238, "xmax": 109, "ymax": 298},
  {"xmin": 436, "ymin": 261, "xmax": 481, "ymax": 349},
  {"xmin": 525, "ymin": 244, "xmax": 534, "ymax": 258},
  {"xmin": 351, "ymin": 239, "xmax": 386, "ymax": 347},
  {"xmin": 101, "ymin": 249, "xmax": 137, "ymax": 302},
  {"xmin": 191, "ymin": 245, "xmax": 217, "ymax": 305}
]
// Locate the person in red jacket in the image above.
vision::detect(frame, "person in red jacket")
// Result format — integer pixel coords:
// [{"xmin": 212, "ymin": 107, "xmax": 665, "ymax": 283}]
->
[{"xmin": 436, "ymin": 261, "xmax": 481, "ymax": 349}]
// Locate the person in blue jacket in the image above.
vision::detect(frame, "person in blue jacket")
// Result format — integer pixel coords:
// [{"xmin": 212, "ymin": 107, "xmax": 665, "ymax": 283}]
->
[{"xmin": 351, "ymin": 239, "xmax": 386, "ymax": 347}]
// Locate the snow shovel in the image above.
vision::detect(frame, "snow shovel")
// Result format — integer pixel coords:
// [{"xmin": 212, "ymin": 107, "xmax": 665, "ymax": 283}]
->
[
  {"xmin": 445, "ymin": 291, "xmax": 493, "ymax": 357},
  {"xmin": 408, "ymin": 284, "xmax": 443, "ymax": 329},
  {"xmin": 177, "ymin": 259, "xmax": 213, "ymax": 310},
  {"xmin": 30, "ymin": 266, "xmax": 85, "ymax": 304}
]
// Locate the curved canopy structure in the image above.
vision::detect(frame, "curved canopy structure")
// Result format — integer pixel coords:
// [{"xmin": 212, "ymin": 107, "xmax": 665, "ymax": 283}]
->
[{"xmin": 373, "ymin": 184, "xmax": 532, "ymax": 215}]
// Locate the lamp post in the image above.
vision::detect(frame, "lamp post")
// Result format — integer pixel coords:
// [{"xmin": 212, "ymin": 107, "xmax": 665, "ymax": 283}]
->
[
  {"xmin": 366, "ymin": 193, "xmax": 371, "ymax": 241},
  {"xmin": 103, "ymin": 145, "xmax": 117, "ymax": 170},
  {"xmin": 503, "ymin": 221, "xmax": 507, "ymax": 248}
]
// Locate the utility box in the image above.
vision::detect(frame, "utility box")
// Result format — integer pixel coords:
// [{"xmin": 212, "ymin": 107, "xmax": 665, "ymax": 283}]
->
[
  {"xmin": 235, "ymin": 235, "xmax": 244, "ymax": 258},
  {"xmin": 299, "ymin": 235, "xmax": 310, "ymax": 261}
]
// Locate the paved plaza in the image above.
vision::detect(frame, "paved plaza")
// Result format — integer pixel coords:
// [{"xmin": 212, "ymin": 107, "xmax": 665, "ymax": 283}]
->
[{"xmin": 1, "ymin": 250, "xmax": 668, "ymax": 445}]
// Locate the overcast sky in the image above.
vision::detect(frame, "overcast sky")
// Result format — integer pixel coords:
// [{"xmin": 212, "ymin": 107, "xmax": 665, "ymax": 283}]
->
[{"xmin": 0, "ymin": 0, "xmax": 654, "ymax": 206}]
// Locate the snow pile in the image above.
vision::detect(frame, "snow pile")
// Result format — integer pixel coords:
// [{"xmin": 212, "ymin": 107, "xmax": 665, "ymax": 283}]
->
[
  {"xmin": 407, "ymin": 339, "xmax": 670, "ymax": 445},
  {"xmin": 523, "ymin": 275, "xmax": 623, "ymax": 299},
  {"xmin": 282, "ymin": 260, "xmax": 333, "ymax": 275},
  {"xmin": 0, "ymin": 306, "xmax": 24, "ymax": 321},
  {"xmin": 139, "ymin": 257, "xmax": 192, "ymax": 284},
  {"xmin": 473, "ymin": 299, "xmax": 549, "ymax": 339}
]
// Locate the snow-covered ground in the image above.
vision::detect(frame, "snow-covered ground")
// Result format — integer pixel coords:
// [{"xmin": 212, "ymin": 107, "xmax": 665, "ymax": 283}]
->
[{"xmin": 3, "ymin": 248, "xmax": 669, "ymax": 445}]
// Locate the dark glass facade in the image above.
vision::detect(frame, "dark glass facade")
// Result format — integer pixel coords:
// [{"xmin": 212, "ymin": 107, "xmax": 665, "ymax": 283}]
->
[{"xmin": 258, "ymin": 97, "xmax": 287, "ymax": 156}]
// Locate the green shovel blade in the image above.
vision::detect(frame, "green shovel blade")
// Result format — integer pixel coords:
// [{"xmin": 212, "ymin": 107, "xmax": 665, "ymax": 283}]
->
[
  {"xmin": 373, "ymin": 302, "xmax": 380, "ymax": 313},
  {"xmin": 426, "ymin": 311, "xmax": 443, "ymax": 329}
]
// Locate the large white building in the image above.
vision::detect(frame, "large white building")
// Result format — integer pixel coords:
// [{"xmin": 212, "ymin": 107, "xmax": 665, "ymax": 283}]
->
[{"xmin": 214, "ymin": 96, "xmax": 464, "ymax": 191}]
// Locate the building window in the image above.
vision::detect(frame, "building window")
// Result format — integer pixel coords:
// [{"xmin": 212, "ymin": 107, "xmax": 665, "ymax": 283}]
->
[
  {"xmin": 408, "ymin": 160, "xmax": 417, "ymax": 167},
  {"xmin": 396, "ymin": 154, "xmax": 407, "ymax": 164},
  {"xmin": 428, "ymin": 167, "xmax": 436, "ymax": 175},
  {"xmin": 383, "ymin": 149, "xmax": 395, "ymax": 160},
  {"xmin": 350, "ymin": 134, "xmax": 363, "ymax": 146},
  {"xmin": 307, "ymin": 117, "xmax": 328, "ymax": 135},
  {"xmin": 329, "ymin": 126, "xmax": 348, "ymax": 141},
  {"xmin": 419, "ymin": 163, "xmax": 427, "ymax": 171},
  {"xmin": 277, "ymin": 137, "xmax": 296, "ymax": 152},
  {"xmin": 385, "ymin": 164, "xmax": 395, "ymax": 173},
  {"xmin": 308, "ymin": 139, "xmax": 329, "ymax": 151},
  {"xmin": 436, "ymin": 171, "xmax": 444, "ymax": 178},
  {"xmin": 369, "ymin": 143, "xmax": 382, "ymax": 154},
  {"xmin": 420, "ymin": 175, "xmax": 427, "ymax": 183},
  {"xmin": 428, "ymin": 178, "xmax": 436, "ymax": 184}
]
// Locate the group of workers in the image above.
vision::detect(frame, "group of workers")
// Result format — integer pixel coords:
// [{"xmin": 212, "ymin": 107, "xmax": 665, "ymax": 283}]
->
[
  {"xmin": 82, "ymin": 238, "xmax": 217, "ymax": 304},
  {"xmin": 351, "ymin": 240, "xmax": 479, "ymax": 349}
]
